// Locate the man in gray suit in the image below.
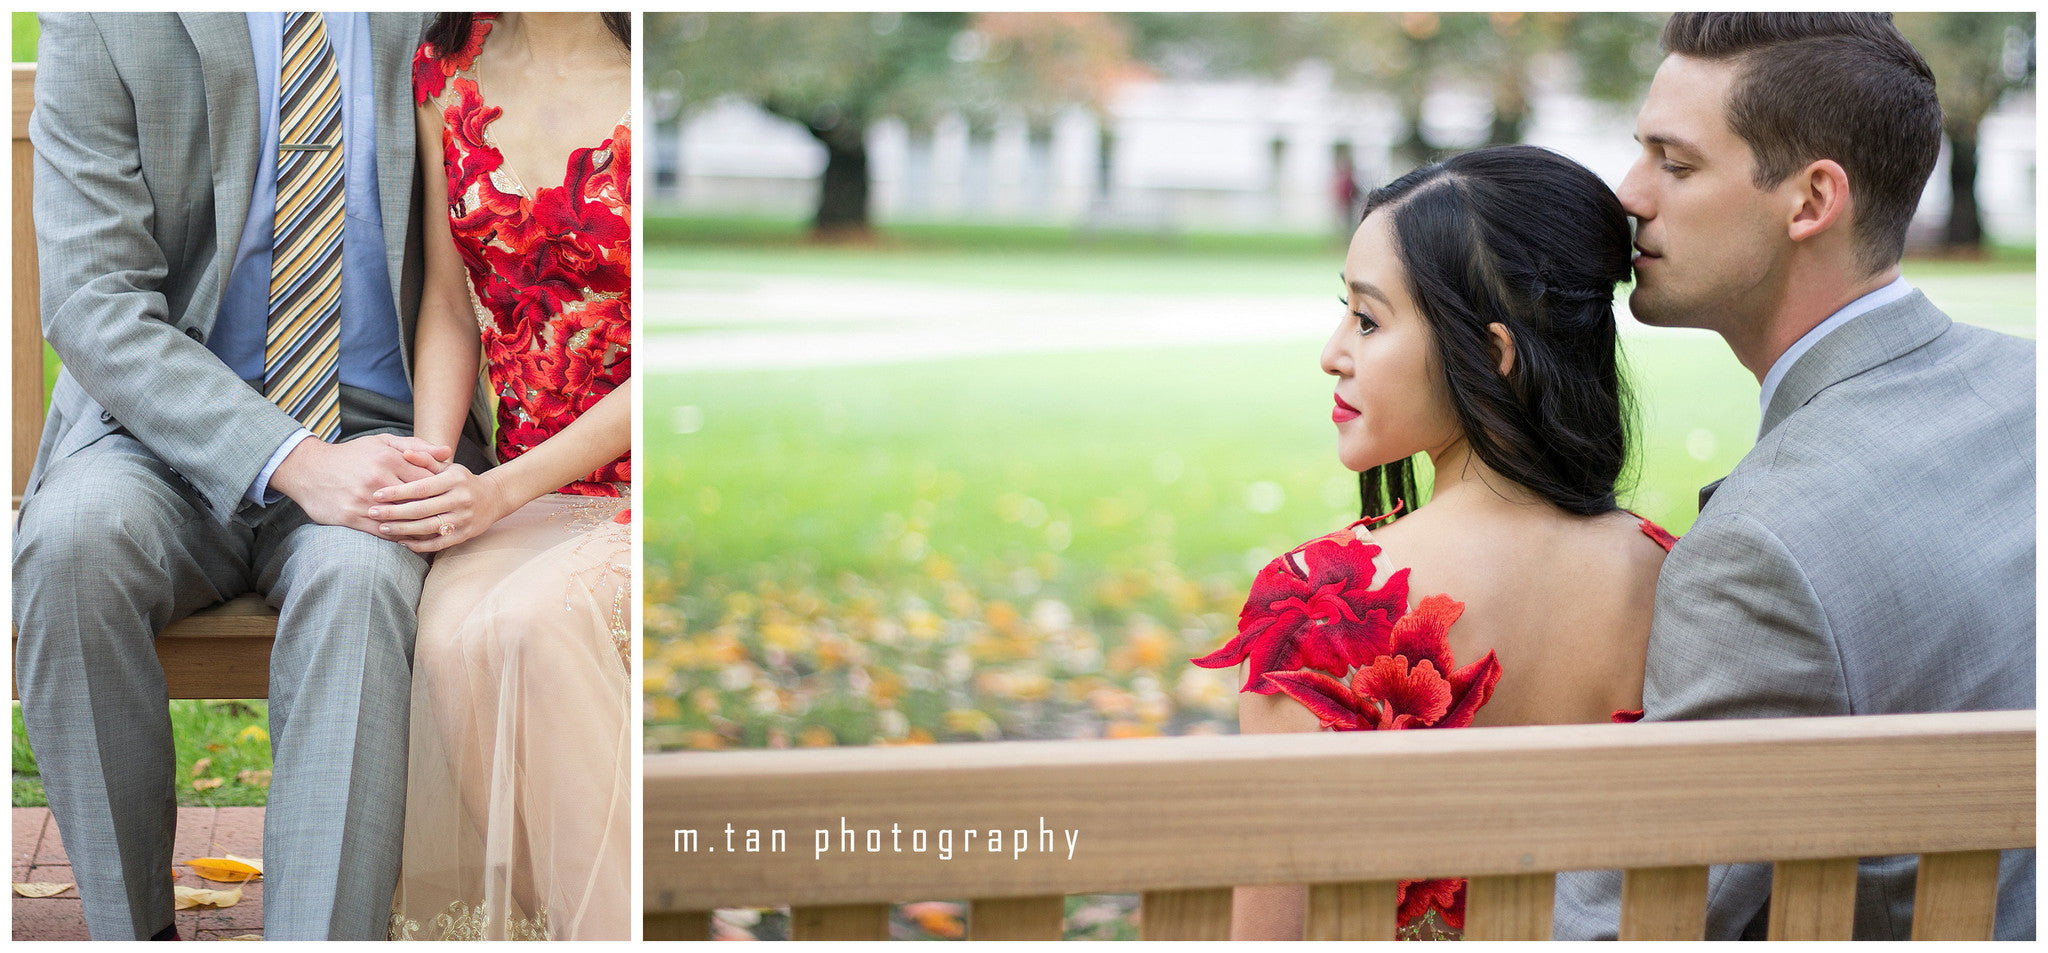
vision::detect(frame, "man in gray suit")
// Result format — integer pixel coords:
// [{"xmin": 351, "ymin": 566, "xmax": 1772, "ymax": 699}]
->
[
  {"xmin": 14, "ymin": 13, "xmax": 483, "ymax": 940},
  {"xmin": 1554, "ymin": 13, "xmax": 2035, "ymax": 940}
]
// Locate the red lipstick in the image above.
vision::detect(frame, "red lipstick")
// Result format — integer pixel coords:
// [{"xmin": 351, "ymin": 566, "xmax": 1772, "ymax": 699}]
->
[{"xmin": 1332, "ymin": 393, "xmax": 1361, "ymax": 423}]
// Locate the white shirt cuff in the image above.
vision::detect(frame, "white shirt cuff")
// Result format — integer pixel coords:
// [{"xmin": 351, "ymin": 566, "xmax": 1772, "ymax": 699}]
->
[{"xmin": 248, "ymin": 428, "xmax": 316, "ymax": 505}]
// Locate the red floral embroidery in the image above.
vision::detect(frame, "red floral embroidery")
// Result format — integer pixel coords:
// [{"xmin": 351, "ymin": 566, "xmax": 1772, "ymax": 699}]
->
[
  {"xmin": 1190, "ymin": 520, "xmax": 1410, "ymax": 694},
  {"xmin": 1263, "ymin": 594, "xmax": 1500, "ymax": 734},
  {"xmin": 1638, "ymin": 516, "xmax": 1678, "ymax": 553},
  {"xmin": 415, "ymin": 16, "xmax": 630, "ymax": 498},
  {"xmin": 1398, "ymin": 877, "xmax": 1466, "ymax": 932}
]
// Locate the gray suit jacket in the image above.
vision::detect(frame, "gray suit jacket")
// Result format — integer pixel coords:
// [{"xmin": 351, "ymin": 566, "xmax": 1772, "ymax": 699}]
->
[
  {"xmin": 1556, "ymin": 291, "xmax": 2036, "ymax": 939},
  {"xmin": 27, "ymin": 13, "xmax": 430, "ymax": 523}
]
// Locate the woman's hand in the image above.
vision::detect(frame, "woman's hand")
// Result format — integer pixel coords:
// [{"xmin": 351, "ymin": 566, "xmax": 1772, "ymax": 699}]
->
[{"xmin": 367, "ymin": 450, "xmax": 518, "ymax": 553}]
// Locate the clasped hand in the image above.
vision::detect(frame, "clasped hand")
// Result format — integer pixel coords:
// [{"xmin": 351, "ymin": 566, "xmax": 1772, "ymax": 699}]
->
[
  {"xmin": 273, "ymin": 434, "xmax": 510, "ymax": 553},
  {"xmin": 366, "ymin": 449, "xmax": 514, "ymax": 554}
]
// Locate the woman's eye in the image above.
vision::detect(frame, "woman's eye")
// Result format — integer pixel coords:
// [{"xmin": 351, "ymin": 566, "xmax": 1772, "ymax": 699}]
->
[{"xmin": 1354, "ymin": 311, "xmax": 1378, "ymax": 336}]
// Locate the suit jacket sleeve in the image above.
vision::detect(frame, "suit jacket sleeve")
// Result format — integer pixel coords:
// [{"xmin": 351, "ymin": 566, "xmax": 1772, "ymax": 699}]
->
[
  {"xmin": 31, "ymin": 14, "xmax": 304, "ymax": 521},
  {"xmin": 1555, "ymin": 510, "xmax": 1843, "ymax": 939}
]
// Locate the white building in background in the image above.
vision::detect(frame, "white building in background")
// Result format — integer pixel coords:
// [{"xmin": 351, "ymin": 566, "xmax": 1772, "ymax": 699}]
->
[{"xmin": 654, "ymin": 62, "xmax": 2036, "ymax": 244}]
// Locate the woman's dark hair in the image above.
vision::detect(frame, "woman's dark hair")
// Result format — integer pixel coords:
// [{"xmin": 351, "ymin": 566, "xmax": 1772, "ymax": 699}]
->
[
  {"xmin": 423, "ymin": 13, "xmax": 632, "ymax": 58},
  {"xmin": 1355, "ymin": 144, "xmax": 1635, "ymax": 522}
]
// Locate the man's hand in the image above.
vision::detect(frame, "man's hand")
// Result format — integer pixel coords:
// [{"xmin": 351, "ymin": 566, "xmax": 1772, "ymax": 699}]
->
[
  {"xmin": 269, "ymin": 434, "xmax": 454, "ymax": 533},
  {"xmin": 366, "ymin": 453, "xmax": 517, "ymax": 553}
]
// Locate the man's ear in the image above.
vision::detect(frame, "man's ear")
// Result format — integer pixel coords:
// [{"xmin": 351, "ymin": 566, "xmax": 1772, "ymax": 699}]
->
[
  {"xmin": 1487, "ymin": 322, "xmax": 1516, "ymax": 378},
  {"xmin": 1787, "ymin": 158, "xmax": 1850, "ymax": 244}
]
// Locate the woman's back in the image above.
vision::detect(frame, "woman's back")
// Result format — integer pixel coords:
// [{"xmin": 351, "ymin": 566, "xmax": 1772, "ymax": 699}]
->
[{"xmin": 1367, "ymin": 497, "xmax": 1668, "ymax": 727}]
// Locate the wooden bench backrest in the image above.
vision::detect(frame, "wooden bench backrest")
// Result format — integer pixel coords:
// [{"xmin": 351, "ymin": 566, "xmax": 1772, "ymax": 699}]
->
[
  {"xmin": 644, "ymin": 710, "xmax": 2035, "ymax": 940},
  {"xmin": 14, "ymin": 63, "xmax": 41, "ymax": 497}
]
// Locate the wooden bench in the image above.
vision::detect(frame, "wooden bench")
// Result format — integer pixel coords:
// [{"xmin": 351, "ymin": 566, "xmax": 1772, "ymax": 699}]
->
[
  {"xmin": 644, "ymin": 710, "xmax": 2034, "ymax": 940},
  {"xmin": 13, "ymin": 62, "xmax": 277, "ymax": 700}
]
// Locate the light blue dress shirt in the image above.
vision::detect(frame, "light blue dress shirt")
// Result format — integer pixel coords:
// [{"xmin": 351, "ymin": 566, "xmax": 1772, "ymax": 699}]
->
[
  {"xmin": 1756, "ymin": 275, "xmax": 1913, "ymax": 425},
  {"xmin": 221, "ymin": 13, "xmax": 413, "ymax": 503}
]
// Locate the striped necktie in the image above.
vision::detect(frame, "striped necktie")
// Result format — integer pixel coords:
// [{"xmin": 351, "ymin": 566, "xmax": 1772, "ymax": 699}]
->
[{"xmin": 267, "ymin": 12, "xmax": 344, "ymax": 442}]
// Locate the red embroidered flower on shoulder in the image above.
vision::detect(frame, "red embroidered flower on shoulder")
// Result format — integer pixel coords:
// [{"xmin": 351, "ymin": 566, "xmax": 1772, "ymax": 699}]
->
[
  {"xmin": 1190, "ymin": 523, "xmax": 1410, "ymax": 694},
  {"xmin": 1262, "ymin": 594, "xmax": 1500, "ymax": 732},
  {"xmin": 412, "ymin": 14, "xmax": 494, "ymax": 105}
]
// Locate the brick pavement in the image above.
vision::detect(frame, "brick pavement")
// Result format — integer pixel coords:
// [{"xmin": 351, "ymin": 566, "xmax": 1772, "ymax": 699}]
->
[{"xmin": 13, "ymin": 806, "xmax": 266, "ymax": 941}]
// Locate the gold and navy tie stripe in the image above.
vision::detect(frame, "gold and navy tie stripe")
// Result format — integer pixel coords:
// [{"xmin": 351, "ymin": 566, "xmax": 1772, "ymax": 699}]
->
[{"xmin": 267, "ymin": 12, "xmax": 344, "ymax": 442}]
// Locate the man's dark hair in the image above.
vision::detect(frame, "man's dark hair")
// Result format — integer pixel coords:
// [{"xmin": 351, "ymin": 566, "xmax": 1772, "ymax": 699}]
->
[{"xmin": 1661, "ymin": 13, "xmax": 1941, "ymax": 274}]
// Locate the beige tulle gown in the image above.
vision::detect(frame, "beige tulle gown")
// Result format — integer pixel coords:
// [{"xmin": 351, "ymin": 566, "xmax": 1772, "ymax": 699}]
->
[{"xmin": 390, "ymin": 16, "xmax": 632, "ymax": 940}]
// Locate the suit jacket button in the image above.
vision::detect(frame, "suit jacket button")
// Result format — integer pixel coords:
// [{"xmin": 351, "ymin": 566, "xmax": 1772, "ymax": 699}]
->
[
  {"xmin": 99, "ymin": 410, "xmax": 115, "ymax": 424},
  {"xmin": 184, "ymin": 327, "xmax": 203, "ymax": 342}
]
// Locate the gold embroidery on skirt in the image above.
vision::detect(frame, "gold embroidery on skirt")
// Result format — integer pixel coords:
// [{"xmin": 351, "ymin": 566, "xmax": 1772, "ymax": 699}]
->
[{"xmin": 389, "ymin": 901, "xmax": 553, "ymax": 941}]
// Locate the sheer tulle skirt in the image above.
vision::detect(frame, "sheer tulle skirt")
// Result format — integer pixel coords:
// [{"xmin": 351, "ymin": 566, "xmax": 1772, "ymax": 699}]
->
[{"xmin": 390, "ymin": 492, "xmax": 631, "ymax": 940}]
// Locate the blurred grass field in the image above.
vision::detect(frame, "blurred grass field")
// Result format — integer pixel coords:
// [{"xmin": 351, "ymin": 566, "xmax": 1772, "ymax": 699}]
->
[{"xmin": 652, "ymin": 217, "xmax": 2036, "ymax": 751}]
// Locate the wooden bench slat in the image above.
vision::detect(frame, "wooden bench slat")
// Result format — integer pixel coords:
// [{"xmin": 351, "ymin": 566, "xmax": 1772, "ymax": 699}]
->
[
  {"xmin": 969, "ymin": 895, "xmax": 1064, "ymax": 940},
  {"xmin": 1305, "ymin": 880, "xmax": 1397, "ymax": 940},
  {"xmin": 1465, "ymin": 872, "xmax": 1554, "ymax": 940},
  {"xmin": 790, "ymin": 903, "xmax": 891, "ymax": 940},
  {"xmin": 644, "ymin": 713, "xmax": 2033, "ymax": 912},
  {"xmin": 1618, "ymin": 864, "xmax": 1709, "ymax": 940},
  {"xmin": 13, "ymin": 595, "xmax": 280, "ymax": 701},
  {"xmin": 1766, "ymin": 857, "xmax": 1858, "ymax": 940},
  {"xmin": 643, "ymin": 911, "xmax": 710, "ymax": 941},
  {"xmin": 1910, "ymin": 849, "xmax": 2001, "ymax": 940},
  {"xmin": 1139, "ymin": 888, "xmax": 1231, "ymax": 940}
]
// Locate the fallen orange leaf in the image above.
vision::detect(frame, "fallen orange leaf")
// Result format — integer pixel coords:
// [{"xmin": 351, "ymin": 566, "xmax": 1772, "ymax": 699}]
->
[
  {"xmin": 236, "ymin": 769, "xmax": 271, "ymax": 789},
  {"xmin": 184, "ymin": 857, "xmax": 261, "ymax": 883},
  {"xmin": 192, "ymin": 778, "xmax": 224, "ymax": 792},
  {"xmin": 190, "ymin": 757, "xmax": 212, "ymax": 777},
  {"xmin": 173, "ymin": 885, "xmax": 241, "ymax": 910},
  {"xmin": 12, "ymin": 882, "xmax": 74, "ymax": 898}
]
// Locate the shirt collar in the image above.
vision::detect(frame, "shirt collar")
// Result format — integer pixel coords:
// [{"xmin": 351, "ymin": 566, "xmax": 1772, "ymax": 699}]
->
[{"xmin": 1757, "ymin": 275, "xmax": 1913, "ymax": 418}]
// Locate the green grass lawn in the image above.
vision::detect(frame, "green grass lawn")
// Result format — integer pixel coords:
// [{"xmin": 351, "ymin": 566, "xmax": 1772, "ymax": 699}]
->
[
  {"xmin": 645, "ymin": 333, "xmax": 1766, "ymax": 750},
  {"xmin": 645, "ymin": 217, "xmax": 2045, "ymax": 751},
  {"xmin": 645, "ymin": 220, "xmax": 2034, "ymax": 752},
  {"xmin": 14, "ymin": 701, "xmax": 274, "ymax": 808}
]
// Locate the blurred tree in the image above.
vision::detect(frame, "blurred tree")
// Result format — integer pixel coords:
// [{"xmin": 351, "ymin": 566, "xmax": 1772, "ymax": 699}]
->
[
  {"xmin": 652, "ymin": 12, "xmax": 1137, "ymax": 239},
  {"xmin": 1125, "ymin": 12, "xmax": 1662, "ymax": 172},
  {"xmin": 1898, "ymin": 13, "xmax": 2036, "ymax": 253}
]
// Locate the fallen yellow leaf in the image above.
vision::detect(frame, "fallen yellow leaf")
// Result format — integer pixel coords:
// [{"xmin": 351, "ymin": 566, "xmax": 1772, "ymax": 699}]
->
[
  {"xmin": 235, "ymin": 769, "xmax": 271, "ymax": 789},
  {"xmin": 191, "ymin": 777, "xmax": 224, "ymax": 792},
  {"xmin": 224, "ymin": 935, "xmax": 263, "ymax": 941},
  {"xmin": 173, "ymin": 885, "xmax": 241, "ymax": 910},
  {"xmin": 184, "ymin": 857, "xmax": 261, "ymax": 883},
  {"xmin": 12, "ymin": 882, "xmax": 74, "ymax": 898},
  {"xmin": 237, "ymin": 725, "xmax": 269, "ymax": 744},
  {"xmin": 224, "ymin": 855, "xmax": 264, "ymax": 875},
  {"xmin": 191, "ymin": 757, "xmax": 212, "ymax": 777}
]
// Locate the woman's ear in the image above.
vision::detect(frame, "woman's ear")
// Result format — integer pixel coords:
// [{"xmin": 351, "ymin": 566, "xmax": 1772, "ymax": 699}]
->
[{"xmin": 1487, "ymin": 322, "xmax": 1516, "ymax": 378}]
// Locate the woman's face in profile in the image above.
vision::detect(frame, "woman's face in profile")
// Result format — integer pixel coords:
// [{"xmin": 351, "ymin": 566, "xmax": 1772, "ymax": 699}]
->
[{"xmin": 1321, "ymin": 209, "xmax": 1461, "ymax": 473}]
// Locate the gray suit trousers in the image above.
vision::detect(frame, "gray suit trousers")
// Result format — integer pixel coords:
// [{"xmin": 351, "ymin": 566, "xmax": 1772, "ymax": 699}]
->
[{"xmin": 14, "ymin": 388, "xmax": 430, "ymax": 940}]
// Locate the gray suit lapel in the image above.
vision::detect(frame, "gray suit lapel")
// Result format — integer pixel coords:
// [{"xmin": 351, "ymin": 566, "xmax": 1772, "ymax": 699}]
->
[
  {"xmin": 1760, "ymin": 291, "xmax": 1950, "ymax": 437},
  {"xmin": 180, "ymin": 13, "xmax": 258, "ymax": 327},
  {"xmin": 369, "ymin": 14, "xmax": 424, "ymax": 326}
]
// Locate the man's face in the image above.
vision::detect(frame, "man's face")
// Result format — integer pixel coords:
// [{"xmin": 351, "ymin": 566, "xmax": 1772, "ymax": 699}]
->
[{"xmin": 1618, "ymin": 54, "xmax": 1788, "ymax": 331}]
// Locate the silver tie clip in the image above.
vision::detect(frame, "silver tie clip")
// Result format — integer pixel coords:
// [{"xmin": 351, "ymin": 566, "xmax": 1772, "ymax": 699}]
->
[{"xmin": 279, "ymin": 142, "xmax": 337, "ymax": 152}]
